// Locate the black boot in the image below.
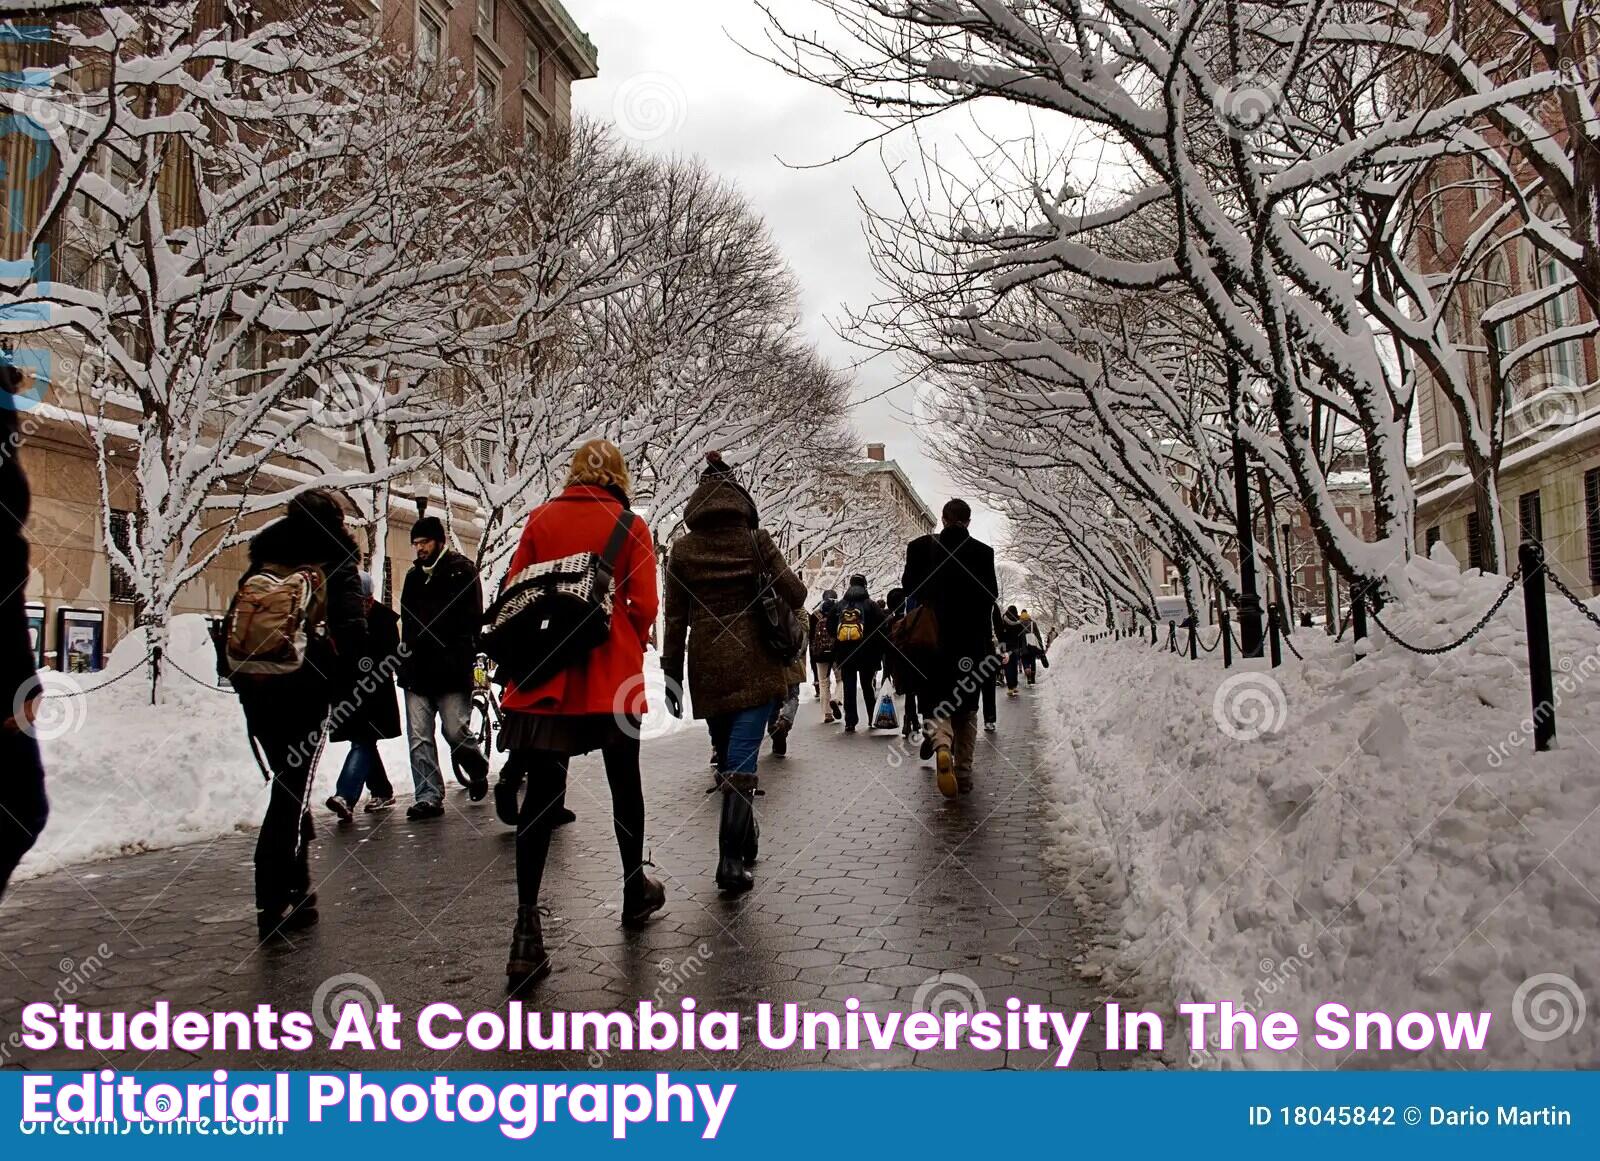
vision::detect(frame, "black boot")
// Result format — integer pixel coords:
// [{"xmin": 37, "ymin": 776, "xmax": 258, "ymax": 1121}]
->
[
  {"xmin": 622, "ymin": 873, "xmax": 667, "ymax": 927},
  {"xmin": 743, "ymin": 808, "xmax": 760, "ymax": 865},
  {"xmin": 716, "ymin": 790, "xmax": 755, "ymax": 893},
  {"xmin": 506, "ymin": 904, "xmax": 551, "ymax": 987}
]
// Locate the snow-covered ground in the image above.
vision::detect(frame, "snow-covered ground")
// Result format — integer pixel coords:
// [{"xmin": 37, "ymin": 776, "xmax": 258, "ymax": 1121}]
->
[
  {"xmin": 21, "ymin": 616, "xmax": 704, "ymax": 881},
  {"xmin": 1039, "ymin": 549, "xmax": 1600, "ymax": 1068}
]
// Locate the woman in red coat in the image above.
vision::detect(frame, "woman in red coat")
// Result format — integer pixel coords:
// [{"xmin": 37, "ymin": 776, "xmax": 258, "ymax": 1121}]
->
[{"xmin": 496, "ymin": 439, "xmax": 665, "ymax": 987}]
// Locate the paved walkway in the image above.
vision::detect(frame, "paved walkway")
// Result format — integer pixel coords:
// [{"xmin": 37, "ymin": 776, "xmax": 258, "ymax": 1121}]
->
[{"xmin": 0, "ymin": 684, "xmax": 1139, "ymax": 1071}]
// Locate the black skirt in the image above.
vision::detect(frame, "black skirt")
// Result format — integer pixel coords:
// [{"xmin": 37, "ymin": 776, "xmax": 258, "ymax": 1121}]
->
[{"xmin": 500, "ymin": 710, "xmax": 638, "ymax": 757}]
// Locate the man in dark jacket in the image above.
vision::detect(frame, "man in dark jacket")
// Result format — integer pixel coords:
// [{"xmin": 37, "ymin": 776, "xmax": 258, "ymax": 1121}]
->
[
  {"xmin": 834, "ymin": 574, "xmax": 886, "ymax": 734},
  {"xmin": 809, "ymin": 589, "xmax": 841, "ymax": 722},
  {"xmin": 0, "ymin": 362, "xmax": 47, "ymax": 900},
  {"xmin": 902, "ymin": 498, "xmax": 1000, "ymax": 797},
  {"xmin": 398, "ymin": 515, "xmax": 488, "ymax": 817},
  {"xmin": 234, "ymin": 489, "xmax": 366, "ymax": 939}
]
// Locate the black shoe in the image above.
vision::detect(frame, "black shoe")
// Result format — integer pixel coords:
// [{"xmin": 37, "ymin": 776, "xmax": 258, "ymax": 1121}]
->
[
  {"xmin": 407, "ymin": 801, "xmax": 444, "ymax": 820},
  {"xmin": 257, "ymin": 893, "xmax": 319, "ymax": 941},
  {"xmin": 919, "ymin": 735, "xmax": 935, "ymax": 761},
  {"xmin": 829, "ymin": 700, "xmax": 841, "ymax": 719},
  {"xmin": 769, "ymin": 723, "xmax": 788, "ymax": 757},
  {"xmin": 843, "ymin": 725, "xmax": 857, "ymax": 734},
  {"xmin": 553, "ymin": 806, "xmax": 577, "ymax": 827},
  {"xmin": 506, "ymin": 904, "xmax": 551, "ymax": 987},
  {"xmin": 468, "ymin": 772, "xmax": 490, "ymax": 803},
  {"xmin": 364, "ymin": 794, "xmax": 396, "ymax": 813},
  {"xmin": 325, "ymin": 795, "xmax": 353, "ymax": 823},
  {"xmin": 622, "ymin": 875, "xmax": 667, "ymax": 927},
  {"xmin": 493, "ymin": 778, "xmax": 521, "ymax": 827},
  {"xmin": 715, "ymin": 791, "xmax": 755, "ymax": 893}
]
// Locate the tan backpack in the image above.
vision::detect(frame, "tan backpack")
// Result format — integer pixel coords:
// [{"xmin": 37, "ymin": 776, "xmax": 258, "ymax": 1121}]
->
[{"xmin": 223, "ymin": 563, "xmax": 329, "ymax": 677}]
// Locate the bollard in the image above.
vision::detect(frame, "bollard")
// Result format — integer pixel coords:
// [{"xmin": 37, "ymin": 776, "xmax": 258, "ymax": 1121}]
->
[
  {"xmin": 1187, "ymin": 621, "xmax": 1198, "ymax": 660},
  {"xmin": 1268, "ymin": 603, "xmax": 1282, "ymax": 668},
  {"xmin": 1351, "ymin": 583, "xmax": 1368, "ymax": 643},
  {"xmin": 1166, "ymin": 621, "xmax": 1177, "ymax": 652},
  {"xmin": 1519, "ymin": 542, "xmax": 1555, "ymax": 752},
  {"xmin": 1220, "ymin": 611, "xmax": 1233, "ymax": 669}
]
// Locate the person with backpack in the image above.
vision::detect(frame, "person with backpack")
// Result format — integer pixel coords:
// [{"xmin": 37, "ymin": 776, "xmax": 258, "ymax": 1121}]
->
[
  {"xmin": 809, "ymin": 589, "xmax": 840, "ymax": 722},
  {"xmin": 902, "ymin": 499, "xmax": 1000, "ymax": 797},
  {"xmin": 226, "ymin": 488, "xmax": 366, "ymax": 939},
  {"xmin": 488, "ymin": 439, "xmax": 665, "ymax": 987},
  {"xmin": 834, "ymin": 574, "xmax": 886, "ymax": 734},
  {"xmin": 324, "ymin": 572, "xmax": 401, "ymax": 821},
  {"xmin": 663, "ymin": 452, "xmax": 806, "ymax": 894},
  {"xmin": 398, "ymin": 514, "xmax": 489, "ymax": 818},
  {"xmin": 0, "ymin": 361, "xmax": 47, "ymax": 902}
]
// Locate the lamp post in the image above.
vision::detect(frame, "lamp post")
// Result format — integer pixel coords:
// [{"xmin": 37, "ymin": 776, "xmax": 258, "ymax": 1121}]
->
[{"xmin": 1228, "ymin": 363, "xmax": 1264, "ymax": 657}]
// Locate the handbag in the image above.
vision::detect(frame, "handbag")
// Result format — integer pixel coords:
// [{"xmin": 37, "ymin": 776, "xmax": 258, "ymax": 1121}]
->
[
  {"xmin": 892, "ymin": 602, "xmax": 940, "ymax": 674},
  {"xmin": 748, "ymin": 528, "xmax": 806, "ymax": 663},
  {"xmin": 480, "ymin": 509, "xmax": 635, "ymax": 688}
]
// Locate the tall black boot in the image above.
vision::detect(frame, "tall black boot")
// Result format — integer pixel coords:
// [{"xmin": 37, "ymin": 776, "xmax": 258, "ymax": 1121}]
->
[
  {"xmin": 506, "ymin": 904, "xmax": 550, "ymax": 987},
  {"xmin": 716, "ymin": 789, "xmax": 755, "ymax": 893}
]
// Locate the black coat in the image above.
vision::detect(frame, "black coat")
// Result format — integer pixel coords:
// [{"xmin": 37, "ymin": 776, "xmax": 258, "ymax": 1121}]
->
[
  {"xmin": 834, "ymin": 582, "xmax": 886, "ymax": 671},
  {"xmin": 238, "ymin": 512, "xmax": 366, "ymax": 711},
  {"xmin": 398, "ymin": 548, "xmax": 482, "ymax": 697},
  {"xmin": 901, "ymin": 526, "xmax": 1000, "ymax": 711},
  {"xmin": 0, "ymin": 397, "xmax": 34, "ymax": 710},
  {"xmin": 329, "ymin": 601, "xmax": 402, "ymax": 743}
]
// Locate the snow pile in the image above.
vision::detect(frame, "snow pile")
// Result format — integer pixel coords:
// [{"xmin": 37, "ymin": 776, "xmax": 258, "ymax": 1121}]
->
[{"xmin": 1040, "ymin": 550, "xmax": 1600, "ymax": 1069}]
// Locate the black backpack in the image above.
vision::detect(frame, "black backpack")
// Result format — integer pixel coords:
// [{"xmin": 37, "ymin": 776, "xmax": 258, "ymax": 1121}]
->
[{"xmin": 480, "ymin": 511, "xmax": 634, "ymax": 688}]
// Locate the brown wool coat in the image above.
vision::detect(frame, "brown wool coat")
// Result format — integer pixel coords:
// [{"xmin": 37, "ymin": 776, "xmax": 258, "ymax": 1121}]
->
[{"xmin": 662, "ymin": 474, "xmax": 807, "ymax": 719}]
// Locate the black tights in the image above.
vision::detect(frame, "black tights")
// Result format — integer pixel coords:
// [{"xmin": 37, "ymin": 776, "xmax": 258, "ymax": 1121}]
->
[{"xmin": 514, "ymin": 737, "xmax": 645, "ymax": 907}]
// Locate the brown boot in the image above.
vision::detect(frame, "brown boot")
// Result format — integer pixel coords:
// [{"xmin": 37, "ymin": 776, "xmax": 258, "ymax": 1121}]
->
[{"xmin": 506, "ymin": 904, "xmax": 551, "ymax": 987}]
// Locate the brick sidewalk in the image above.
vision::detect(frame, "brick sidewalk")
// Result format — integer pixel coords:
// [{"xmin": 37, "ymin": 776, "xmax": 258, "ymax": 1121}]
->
[{"xmin": 0, "ymin": 685, "xmax": 1140, "ymax": 1071}]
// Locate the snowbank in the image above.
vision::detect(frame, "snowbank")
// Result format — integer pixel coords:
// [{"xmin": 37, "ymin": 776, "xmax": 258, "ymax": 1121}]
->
[{"xmin": 1040, "ymin": 550, "xmax": 1600, "ymax": 1068}]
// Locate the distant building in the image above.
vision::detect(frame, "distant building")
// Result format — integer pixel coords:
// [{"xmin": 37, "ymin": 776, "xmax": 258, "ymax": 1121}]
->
[{"xmin": 799, "ymin": 443, "xmax": 936, "ymax": 597}]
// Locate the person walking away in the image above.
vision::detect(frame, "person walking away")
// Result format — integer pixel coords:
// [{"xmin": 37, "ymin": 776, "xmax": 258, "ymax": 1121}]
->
[
  {"xmin": 398, "ymin": 515, "xmax": 489, "ymax": 817},
  {"xmin": 982, "ymin": 604, "xmax": 1003, "ymax": 732},
  {"xmin": 0, "ymin": 362, "xmax": 46, "ymax": 901},
  {"xmin": 809, "ymin": 590, "xmax": 840, "ymax": 722},
  {"xmin": 663, "ymin": 452, "xmax": 807, "ymax": 893},
  {"xmin": 767, "ymin": 633, "xmax": 806, "ymax": 757},
  {"xmin": 998, "ymin": 605, "xmax": 1028, "ymax": 697},
  {"xmin": 228, "ymin": 489, "xmax": 366, "ymax": 939},
  {"xmin": 325, "ymin": 572, "xmax": 401, "ymax": 821},
  {"xmin": 902, "ymin": 499, "xmax": 999, "ymax": 797},
  {"xmin": 883, "ymin": 586, "xmax": 921, "ymax": 740},
  {"xmin": 494, "ymin": 440, "xmax": 665, "ymax": 986},
  {"xmin": 834, "ymin": 574, "xmax": 886, "ymax": 734},
  {"xmin": 1019, "ymin": 609, "xmax": 1046, "ymax": 683}
]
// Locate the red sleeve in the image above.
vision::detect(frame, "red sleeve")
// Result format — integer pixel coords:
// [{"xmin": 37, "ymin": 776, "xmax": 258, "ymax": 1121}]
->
[
  {"xmin": 620, "ymin": 517, "xmax": 658, "ymax": 636},
  {"xmin": 502, "ymin": 508, "xmax": 539, "ymax": 591}
]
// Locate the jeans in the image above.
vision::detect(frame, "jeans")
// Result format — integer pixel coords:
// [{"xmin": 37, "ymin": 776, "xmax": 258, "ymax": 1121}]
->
[
  {"xmin": 814, "ymin": 661, "xmax": 835, "ymax": 718},
  {"xmin": 1004, "ymin": 653, "xmax": 1020, "ymax": 690},
  {"xmin": 769, "ymin": 684, "xmax": 799, "ymax": 733},
  {"xmin": 982, "ymin": 674, "xmax": 997, "ymax": 724},
  {"xmin": 514, "ymin": 736, "xmax": 645, "ymax": 907},
  {"xmin": 405, "ymin": 689, "xmax": 486, "ymax": 806},
  {"xmin": 240, "ymin": 694, "xmax": 328, "ymax": 912},
  {"xmin": 0, "ymin": 731, "xmax": 48, "ymax": 902},
  {"xmin": 709, "ymin": 701, "xmax": 776, "ymax": 781},
  {"xmin": 334, "ymin": 740, "xmax": 394, "ymax": 805},
  {"xmin": 839, "ymin": 665, "xmax": 877, "ymax": 730}
]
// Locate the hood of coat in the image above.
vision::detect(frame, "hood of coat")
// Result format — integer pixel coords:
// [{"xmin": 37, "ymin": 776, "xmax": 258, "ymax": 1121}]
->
[
  {"xmin": 817, "ymin": 597, "xmax": 839, "ymax": 616},
  {"xmin": 843, "ymin": 581, "xmax": 872, "ymax": 604},
  {"xmin": 684, "ymin": 473, "xmax": 757, "ymax": 531},
  {"xmin": 250, "ymin": 510, "xmax": 358, "ymax": 572}
]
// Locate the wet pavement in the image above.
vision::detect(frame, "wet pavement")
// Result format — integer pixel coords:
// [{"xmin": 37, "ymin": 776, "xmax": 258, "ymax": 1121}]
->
[{"xmin": 0, "ymin": 683, "xmax": 1141, "ymax": 1071}]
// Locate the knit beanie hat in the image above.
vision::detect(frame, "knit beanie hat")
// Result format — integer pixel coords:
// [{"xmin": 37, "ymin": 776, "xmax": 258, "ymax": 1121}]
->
[{"xmin": 411, "ymin": 515, "xmax": 445, "ymax": 542}]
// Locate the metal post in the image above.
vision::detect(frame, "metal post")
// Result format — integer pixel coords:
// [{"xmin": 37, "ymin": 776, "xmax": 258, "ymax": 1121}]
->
[
  {"xmin": 1519, "ymin": 542, "xmax": 1555, "ymax": 753},
  {"xmin": 1220, "ymin": 611, "xmax": 1233, "ymax": 668},
  {"xmin": 1229, "ymin": 364, "xmax": 1265, "ymax": 658},
  {"xmin": 1187, "ymin": 622, "xmax": 1198, "ymax": 660},
  {"xmin": 1166, "ymin": 622, "xmax": 1177, "ymax": 652},
  {"xmin": 1268, "ymin": 603, "xmax": 1282, "ymax": 668},
  {"xmin": 1351, "ymin": 582, "xmax": 1368, "ymax": 643}
]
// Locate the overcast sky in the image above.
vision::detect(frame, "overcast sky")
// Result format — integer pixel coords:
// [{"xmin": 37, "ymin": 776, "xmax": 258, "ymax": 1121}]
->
[{"xmin": 563, "ymin": 0, "xmax": 1008, "ymax": 546}]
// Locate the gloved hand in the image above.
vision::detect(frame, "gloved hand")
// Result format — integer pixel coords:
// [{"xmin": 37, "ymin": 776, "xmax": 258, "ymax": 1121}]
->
[{"xmin": 662, "ymin": 666, "xmax": 684, "ymax": 718}]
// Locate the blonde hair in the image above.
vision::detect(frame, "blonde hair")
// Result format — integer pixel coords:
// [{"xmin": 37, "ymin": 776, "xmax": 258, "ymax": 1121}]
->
[{"xmin": 564, "ymin": 438, "xmax": 632, "ymax": 499}]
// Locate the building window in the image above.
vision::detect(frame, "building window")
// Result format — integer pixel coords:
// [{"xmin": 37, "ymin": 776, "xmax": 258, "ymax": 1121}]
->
[
  {"xmin": 417, "ymin": 9, "xmax": 442, "ymax": 69},
  {"xmin": 477, "ymin": 0, "xmax": 494, "ymax": 36},
  {"xmin": 1587, "ymin": 469, "xmax": 1600, "ymax": 585},
  {"xmin": 1425, "ymin": 525, "xmax": 1440, "ymax": 555},
  {"xmin": 475, "ymin": 65, "xmax": 499, "ymax": 121},
  {"xmin": 1518, "ymin": 490, "xmax": 1543, "ymax": 547},
  {"xmin": 524, "ymin": 34, "xmax": 540, "ymax": 86},
  {"xmin": 1466, "ymin": 511, "xmax": 1483, "ymax": 572},
  {"xmin": 108, "ymin": 509, "xmax": 137, "ymax": 603},
  {"xmin": 1540, "ymin": 255, "xmax": 1583, "ymax": 388},
  {"xmin": 524, "ymin": 113, "xmax": 543, "ymax": 149}
]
